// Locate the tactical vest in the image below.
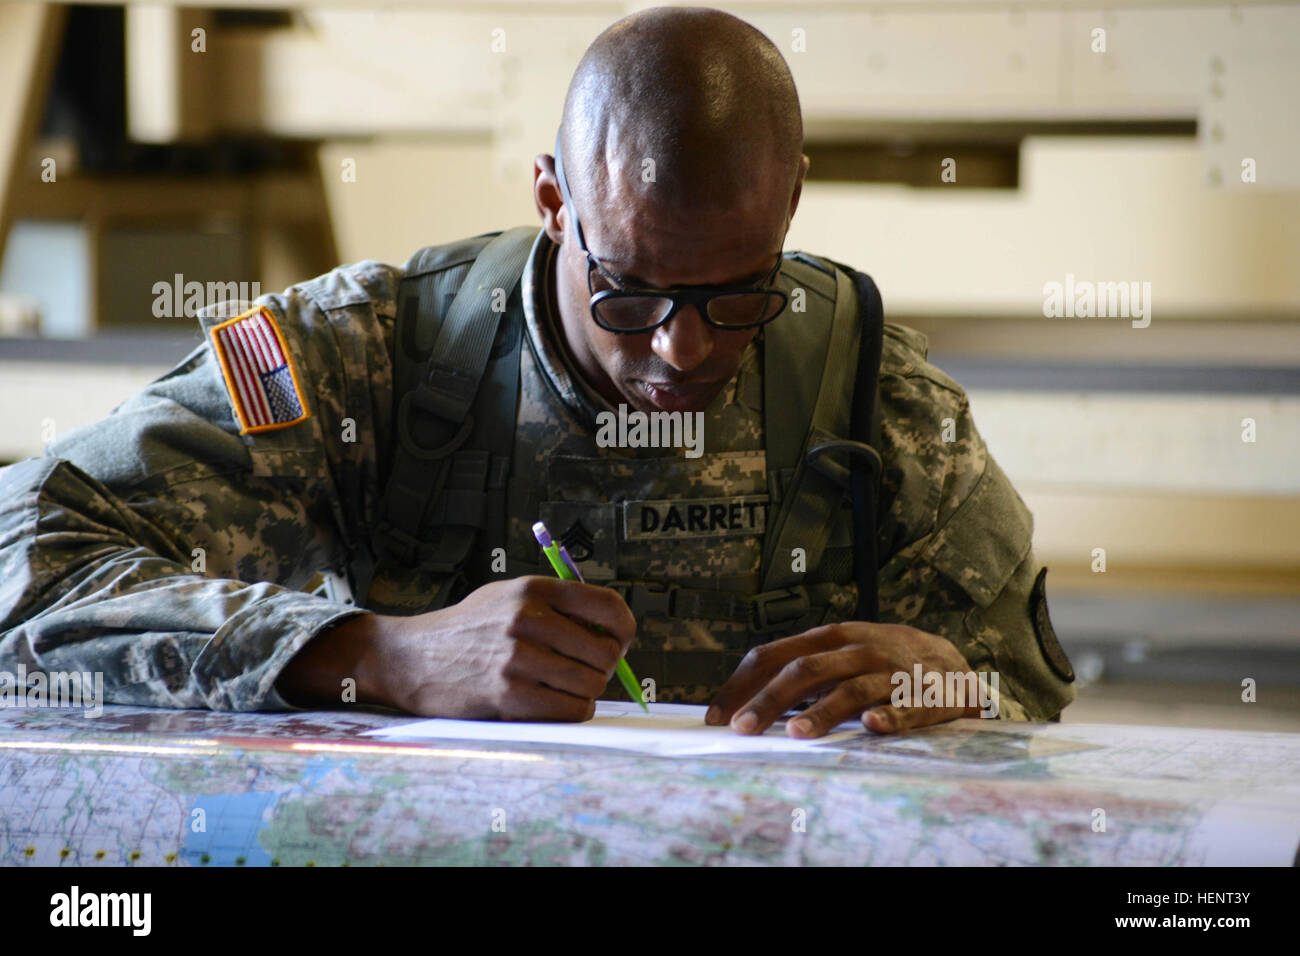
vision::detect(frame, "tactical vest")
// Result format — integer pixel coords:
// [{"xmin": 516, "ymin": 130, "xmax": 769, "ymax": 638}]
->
[{"xmin": 359, "ymin": 226, "xmax": 885, "ymax": 703}]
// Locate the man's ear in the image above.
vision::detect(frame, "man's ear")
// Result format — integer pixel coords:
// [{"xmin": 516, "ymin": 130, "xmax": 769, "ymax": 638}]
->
[
  {"xmin": 787, "ymin": 153, "xmax": 810, "ymax": 222},
  {"xmin": 533, "ymin": 154, "xmax": 566, "ymax": 246}
]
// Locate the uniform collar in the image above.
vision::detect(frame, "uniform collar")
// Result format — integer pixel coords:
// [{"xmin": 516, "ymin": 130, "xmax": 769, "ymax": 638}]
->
[{"xmin": 521, "ymin": 227, "xmax": 616, "ymax": 431}]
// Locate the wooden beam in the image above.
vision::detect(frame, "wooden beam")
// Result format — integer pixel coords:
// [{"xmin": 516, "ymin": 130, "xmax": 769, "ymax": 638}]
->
[
  {"xmin": 0, "ymin": 3, "xmax": 66, "ymax": 269},
  {"xmin": 125, "ymin": 4, "xmax": 214, "ymax": 143}
]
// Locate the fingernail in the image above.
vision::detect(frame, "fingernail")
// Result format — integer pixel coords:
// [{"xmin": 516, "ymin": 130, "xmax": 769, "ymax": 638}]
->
[
  {"xmin": 790, "ymin": 718, "xmax": 813, "ymax": 736},
  {"xmin": 734, "ymin": 711, "xmax": 757, "ymax": 733},
  {"xmin": 706, "ymin": 706, "xmax": 720, "ymax": 724}
]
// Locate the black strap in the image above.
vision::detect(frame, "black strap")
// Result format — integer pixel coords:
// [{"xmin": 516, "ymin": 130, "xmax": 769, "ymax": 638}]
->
[
  {"xmin": 760, "ymin": 261, "xmax": 860, "ymax": 592},
  {"xmin": 847, "ymin": 271, "xmax": 885, "ymax": 621},
  {"xmin": 365, "ymin": 227, "xmax": 534, "ymax": 606},
  {"xmin": 466, "ymin": 286, "xmax": 525, "ymax": 587}
]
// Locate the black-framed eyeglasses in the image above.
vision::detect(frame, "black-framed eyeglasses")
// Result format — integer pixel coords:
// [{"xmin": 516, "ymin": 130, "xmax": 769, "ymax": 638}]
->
[{"xmin": 553, "ymin": 133, "xmax": 789, "ymax": 334}]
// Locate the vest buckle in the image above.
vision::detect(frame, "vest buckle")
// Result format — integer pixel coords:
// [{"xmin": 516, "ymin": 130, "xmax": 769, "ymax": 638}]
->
[
  {"xmin": 611, "ymin": 581, "xmax": 673, "ymax": 618},
  {"xmin": 749, "ymin": 586, "xmax": 811, "ymax": 632},
  {"xmin": 374, "ymin": 520, "xmax": 423, "ymax": 566}
]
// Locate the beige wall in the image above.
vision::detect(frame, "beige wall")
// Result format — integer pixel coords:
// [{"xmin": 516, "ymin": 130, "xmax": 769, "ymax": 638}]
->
[
  {"xmin": 319, "ymin": 137, "xmax": 536, "ymax": 270},
  {"xmin": 319, "ymin": 136, "xmax": 1300, "ymax": 317}
]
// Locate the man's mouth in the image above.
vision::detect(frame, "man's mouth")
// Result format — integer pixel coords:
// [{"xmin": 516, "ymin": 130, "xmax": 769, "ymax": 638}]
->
[{"xmin": 636, "ymin": 379, "xmax": 720, "ymax": 412}]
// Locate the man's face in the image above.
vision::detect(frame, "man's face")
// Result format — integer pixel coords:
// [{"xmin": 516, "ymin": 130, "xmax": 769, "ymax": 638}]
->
[{"xmin": 535, "ymin": 152, "xmax": 806, "ymax": 414}]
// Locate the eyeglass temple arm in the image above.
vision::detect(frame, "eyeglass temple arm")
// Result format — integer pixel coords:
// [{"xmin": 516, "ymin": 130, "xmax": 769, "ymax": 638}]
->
[{"xmin": 552, "ymin": 132, "xmax": 589, "ymax": 252}]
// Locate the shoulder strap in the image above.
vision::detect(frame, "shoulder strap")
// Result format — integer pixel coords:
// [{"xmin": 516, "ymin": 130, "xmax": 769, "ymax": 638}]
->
[
  {"xmin": 760, "ymin": 252, "xmax": 885, "ymax": 619},
  {"xmin": 847, "ymin": 269, "xmax": 885, "ymax": 621},
  {"xmin": 366, "ymin": 226, "xmax": 536, "ymax": 606}
]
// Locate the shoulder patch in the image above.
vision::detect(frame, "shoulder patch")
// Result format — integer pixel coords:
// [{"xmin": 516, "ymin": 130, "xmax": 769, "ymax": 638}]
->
[
  {"xmin": 209, "ymin": 306, "xmax": 311, "ymax": 435},
  {"xmin": 1030, "ymin": 567, "xmax": 1074, "ymax": 682}
]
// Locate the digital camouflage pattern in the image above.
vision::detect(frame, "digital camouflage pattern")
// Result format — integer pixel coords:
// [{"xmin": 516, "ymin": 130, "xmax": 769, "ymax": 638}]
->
[
  {"xmin": 505, "ymin": 234, "xmax": 848, "ymax": 704},
  {"xmin": 0, "ymin": 227, "xmax": 1075, "ymax": 721}
]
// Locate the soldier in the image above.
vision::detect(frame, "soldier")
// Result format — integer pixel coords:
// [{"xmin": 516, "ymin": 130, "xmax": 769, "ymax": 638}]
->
[{"xmin": 0, "ymin": 7, "xmax": 1075, "ymax": 736}]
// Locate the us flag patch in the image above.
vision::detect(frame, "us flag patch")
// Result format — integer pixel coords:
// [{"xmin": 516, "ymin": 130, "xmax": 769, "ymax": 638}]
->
[{"xmin": 210, "ymin": 306, "xmax": 310, "ymax": 434}]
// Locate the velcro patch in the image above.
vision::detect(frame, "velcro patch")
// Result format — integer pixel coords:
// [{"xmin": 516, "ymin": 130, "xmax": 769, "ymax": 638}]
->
[
  {"xmin": 210, "ymin": 306, "xmax": 310, "ymax": 435},
  {"xmin": 1030, "ymin": 567, "xmax": 1075, "ymax": 682},
  {"xmin": 623, "ymin": 495, "xmax": 769, "ymax": 540}
]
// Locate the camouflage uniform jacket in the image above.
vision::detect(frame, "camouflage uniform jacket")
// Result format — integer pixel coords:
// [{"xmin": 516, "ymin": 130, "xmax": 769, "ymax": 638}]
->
[{"xmin": 0, "ymin": 228, "xmax": 1076, "ymax": 719}]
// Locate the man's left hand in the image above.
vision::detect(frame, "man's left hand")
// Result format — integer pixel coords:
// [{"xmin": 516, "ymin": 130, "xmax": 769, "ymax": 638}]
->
[{"xmin": 705, "ymin": 622, "xmax": 984, "ymax": 737}]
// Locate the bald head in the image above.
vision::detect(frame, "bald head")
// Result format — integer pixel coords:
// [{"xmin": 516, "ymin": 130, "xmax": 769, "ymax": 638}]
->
[
  {"xmin": 538, "ymin": 8, "xmax": 807, "ymax": 418},
  {"xmin": 559, "ymin": 6, "xmax": 803, "ymax": 217}
]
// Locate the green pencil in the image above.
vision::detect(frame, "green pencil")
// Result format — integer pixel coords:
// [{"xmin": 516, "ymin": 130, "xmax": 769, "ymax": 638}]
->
[{"xmin": 532, "ymin": 520, "xmax": 648, "ymax": 712}]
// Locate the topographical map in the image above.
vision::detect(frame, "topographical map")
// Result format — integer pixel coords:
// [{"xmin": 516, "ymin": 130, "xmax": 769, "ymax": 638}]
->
[{"xmin": 2, "ymin": 704, "xmax": 1297, "ymax": 866}]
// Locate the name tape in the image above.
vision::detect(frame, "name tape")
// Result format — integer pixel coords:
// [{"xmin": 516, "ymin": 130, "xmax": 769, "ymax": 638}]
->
[{"xmin": 622, "ymin": 495, "xmax": 769, "ymax": 540}]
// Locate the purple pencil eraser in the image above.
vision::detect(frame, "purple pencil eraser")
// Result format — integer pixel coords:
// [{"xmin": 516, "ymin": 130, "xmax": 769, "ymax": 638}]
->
[{"xmin": 531, "ymin": 521, "xmax": 553, "ymax": 549}]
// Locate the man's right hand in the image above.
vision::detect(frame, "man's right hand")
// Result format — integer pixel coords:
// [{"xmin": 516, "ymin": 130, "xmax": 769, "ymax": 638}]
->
[{"xmin": 275, "ymin": 576, "xmax": 636, "ymax": 721}]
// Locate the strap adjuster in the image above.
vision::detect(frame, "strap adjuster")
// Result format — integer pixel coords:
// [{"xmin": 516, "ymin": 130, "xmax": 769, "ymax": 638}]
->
[
  {"xmin": 749, "ymin": 586, "xmax": 810, "ymax": 632},
  {"xmin": 374, "ymin": 520, "xmax": 424, "ymax": 565},
  {"xmin": 397, "ymin": 388, "xmax": 474, "ymax": 461}
]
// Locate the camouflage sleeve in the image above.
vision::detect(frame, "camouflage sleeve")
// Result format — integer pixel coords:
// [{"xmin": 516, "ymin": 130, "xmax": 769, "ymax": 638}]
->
[
  {"xmin": 0, "ymin": 260, "xmax": 402, "ymax": 711},
  {"xmin": 873, "ymin": 325, "xmax": 1077, "ymax": 721}
]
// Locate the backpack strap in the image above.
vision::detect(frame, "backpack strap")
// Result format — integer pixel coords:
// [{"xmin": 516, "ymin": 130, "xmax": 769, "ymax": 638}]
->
[
  {"xmin": 759, "ymin": 252, "xmax": 885, "ymax": 622},
  {"xmin": 846, "ymin": 269, "xmax": 885, "ymax": 621},
  {"xmin": 463, "ymin": 272, "xmax": 528, "ymax": 588},
  {"xmin": 366, "ymin": 226, "xmax": 536, "ymax": 606}
]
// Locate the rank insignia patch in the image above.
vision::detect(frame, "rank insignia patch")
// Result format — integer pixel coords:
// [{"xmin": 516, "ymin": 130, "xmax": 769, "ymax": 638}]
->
[
  {"xmin": 210, "ymin": 306, "xmax": 310, "ymax": 435},
  {"xmin": 1030, "ymin": 566, "xmax": 1075, "ymax": 682},
  {"xmin": 559, "ymin": 519, "xmax": 596, "ymax": 562}
]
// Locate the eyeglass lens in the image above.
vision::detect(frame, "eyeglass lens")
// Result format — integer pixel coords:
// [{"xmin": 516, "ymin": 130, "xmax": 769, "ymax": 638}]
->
[{"xmin": 593, "ymin": 292, "xmax": 786, "ymax": 330}]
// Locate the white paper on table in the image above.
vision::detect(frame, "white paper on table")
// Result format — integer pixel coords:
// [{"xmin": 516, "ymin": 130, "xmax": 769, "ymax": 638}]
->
[{"xmin": 360, "ymin": 701, "xmax": 866, "ymax": 757}]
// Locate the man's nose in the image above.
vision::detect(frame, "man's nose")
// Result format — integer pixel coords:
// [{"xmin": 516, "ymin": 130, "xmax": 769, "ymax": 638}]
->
[{"xmin": 650, "ymin": 304, "xmax": 713, "ymax": 372}]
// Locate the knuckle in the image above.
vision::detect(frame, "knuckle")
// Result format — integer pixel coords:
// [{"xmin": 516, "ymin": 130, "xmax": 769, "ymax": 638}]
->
[
  {"xmin": 515, "ymin": 574, "xmax": 550, "ymax": 602},
  {"xmin": 847, "ymin": 674, "xmax": 877, "ymax": 704},
  {"xmin": 822, "ymin": 622, "xmax": 848, "ymax": 643},
  {"xmin": 785, "ymin": 654, "xmax": 823, "ymax": 681},
  {"xmin": 604, "ymin": 590, "xmax": 636, "ymax": 636},
  {"xmin": 502, "ymin": 641, "xmax": 533, "ymax": 677},
  {"xmin": 503, "ymin": 607, "xmax": 533, "ymax": 640},
  {"xmin": 598, "ymin": 644, "xmax": 623, "ymax": 675},
  {"xmin": 894, "ymin": 623, "xmax": 927, "ymax": 644}
]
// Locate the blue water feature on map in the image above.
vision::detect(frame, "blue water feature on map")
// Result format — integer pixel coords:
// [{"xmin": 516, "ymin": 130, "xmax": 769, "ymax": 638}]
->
[{"xmin": 180, "ymin": 792, "xmax": 279, "ymax": 866}]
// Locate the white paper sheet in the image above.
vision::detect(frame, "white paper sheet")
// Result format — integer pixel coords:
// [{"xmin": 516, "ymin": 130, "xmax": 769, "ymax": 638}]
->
[{"xmin": 360, "ymin": 701, "xmax": 866, "ymax": 756}]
